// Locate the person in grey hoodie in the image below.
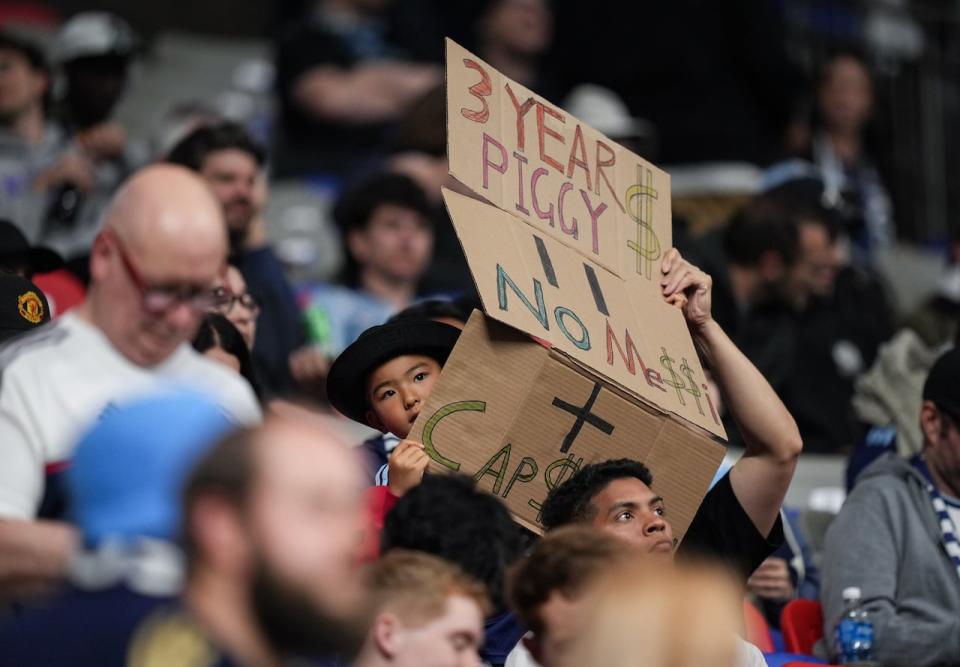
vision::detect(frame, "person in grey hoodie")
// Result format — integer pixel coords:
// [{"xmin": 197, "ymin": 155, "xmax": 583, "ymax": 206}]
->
[{"xmin": 820, "ymin": 347, "xmax": 960, "ymax": 667}]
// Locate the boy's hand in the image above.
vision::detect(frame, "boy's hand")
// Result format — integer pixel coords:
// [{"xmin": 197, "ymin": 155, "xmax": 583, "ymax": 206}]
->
[
  {"xmin": 387, "ymin": 440, "xmax": 430, "ymax": 497},
  {"xmin": 660, "ymin": 248, "xmax": 713, "ymax": 332}
]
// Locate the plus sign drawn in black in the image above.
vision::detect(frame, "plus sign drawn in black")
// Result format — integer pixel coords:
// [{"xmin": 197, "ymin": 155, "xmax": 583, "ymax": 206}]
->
[{"xmin": 552, "ymin": 383, "xmax": 615, "ymax": 453}]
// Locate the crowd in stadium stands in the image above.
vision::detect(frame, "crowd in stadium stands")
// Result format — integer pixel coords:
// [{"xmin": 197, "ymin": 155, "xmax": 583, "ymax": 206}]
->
[{"xmin": 0, "ymin": 1, "xmax": 959, "ymax": 666}]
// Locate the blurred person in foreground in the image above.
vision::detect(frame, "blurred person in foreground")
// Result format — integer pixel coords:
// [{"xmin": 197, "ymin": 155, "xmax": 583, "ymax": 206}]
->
[
  {"xmin": 570, "ymin": 551, "xmax": 743, "ymax": 667},
  {"xmin": 507, "ymin": 527, "xmax": 755, "ymax": 667},
  {"xmin": 0, "ymin": 391, "xmax": 236, "ymax": 663},
  {"xmin": 0, "ymin": 165, "xmax": 261, "ymax": 602},
  {"xmin": 274, "ymin": 0, "xmax": 442, "ymax": 178},
  {"xmin": 353, "ymin": 550, "xmax": 490, "ymax": 667},
  {"xmin": 168, "ymin": 122, "xmax": 328, "ymax": 398},
  {"xmin": 128, "ymin": 413, "xmax": 369, "ymax": 665},
  {"xmin": 818, "ymin": 348, "xmax": 960, "ymax": 667},
  {"xmin": 380, "ymin": 474, "xmax": 527, "ymax": 667}
]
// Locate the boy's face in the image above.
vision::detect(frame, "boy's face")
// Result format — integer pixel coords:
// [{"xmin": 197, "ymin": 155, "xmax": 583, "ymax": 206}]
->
[{"xmin": 365, "ymin": 354, "xmax": 442, "ymax": 438}]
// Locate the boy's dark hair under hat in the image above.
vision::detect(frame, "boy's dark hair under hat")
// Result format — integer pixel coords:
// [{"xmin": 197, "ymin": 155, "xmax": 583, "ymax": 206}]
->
[
  {"xmin": 326, "ymin": 319, "xmax": 461, "ymax": 425},
  {"xmin": 0, "ymin": 275, "xmax": 51, "ymax": 343},
  {"xmin": 0, "ymin": 220, "xmax": 63, "ymax": 275}
]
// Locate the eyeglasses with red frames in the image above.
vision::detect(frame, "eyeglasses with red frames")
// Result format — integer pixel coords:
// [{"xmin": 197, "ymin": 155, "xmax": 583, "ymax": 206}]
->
[
  {"xmin": 211, "ymin": 286, "xmax": 261, "ymax": 315},
  {"xmin": 104, "ymin": 230, "xmax": 217, "ymax": 314}
]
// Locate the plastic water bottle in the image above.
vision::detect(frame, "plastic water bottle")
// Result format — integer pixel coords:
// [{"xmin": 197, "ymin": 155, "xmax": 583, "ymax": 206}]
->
[{"xmin": 834, "ymin": 587, "xmax": 875, "ymax": 664}]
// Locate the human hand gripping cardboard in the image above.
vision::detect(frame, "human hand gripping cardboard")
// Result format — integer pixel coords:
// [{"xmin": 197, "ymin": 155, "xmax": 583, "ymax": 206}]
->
[
  {"xmin": 386, "ymin": 440, "xmax": 430, "ymax": 497},
  {"xmin": 659, "ymin": 247, "xmax": 713, "ymax": 332}
]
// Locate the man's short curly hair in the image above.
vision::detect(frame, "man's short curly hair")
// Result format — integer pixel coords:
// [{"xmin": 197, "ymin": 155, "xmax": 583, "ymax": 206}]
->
[
  {"xmin": 540, "ymin": 458, "xmax": 653, "ymax": 531},
  {"xmin": 380, "ymin": 474, "xmax": 524, "ymax": 611}
]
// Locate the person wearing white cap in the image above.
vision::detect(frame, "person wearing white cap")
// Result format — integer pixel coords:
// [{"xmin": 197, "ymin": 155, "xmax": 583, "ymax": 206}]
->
[{"xmin": 32, "ymin": 12, "xmax": 143, "ymax": 268}]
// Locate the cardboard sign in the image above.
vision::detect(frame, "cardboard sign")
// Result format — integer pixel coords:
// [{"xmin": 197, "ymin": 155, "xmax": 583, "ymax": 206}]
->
[
  {"xmin": 408, "ymin": 312, "xmax": 726, "ymax": 537},
  {"xmin": 446, "ymin": 38, "xmax": 671, "ymax": 290},
  {"xmin": 443, "ymin": 187, "xmax": 726, "ymax": 440}
]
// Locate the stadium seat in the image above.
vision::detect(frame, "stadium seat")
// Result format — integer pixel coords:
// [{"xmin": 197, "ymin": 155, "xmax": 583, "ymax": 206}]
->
[
  {"xmin": 743, "ymin": 598, "xmax": 775, "ymax": 653},
  {"xmin": 781, "ymin": 598, "xmax": 825, "ymax": 656}
]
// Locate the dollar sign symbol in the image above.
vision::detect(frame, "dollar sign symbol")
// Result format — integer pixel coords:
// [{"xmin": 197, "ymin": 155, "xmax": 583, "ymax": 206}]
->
[
  {"xmin": 624, "ymin": 165, "xmax": 661, "ymax": 280},
  {"xmin": 659, "ymin": 347, "xmax": 686, "ymax": 407},
  {"xmin": 660, "ymin": 348, "xmax": 705, "ymax": 414},
  {"xmin": 529, "ymin": 454, "xmax": 584, "ymax": 524}
]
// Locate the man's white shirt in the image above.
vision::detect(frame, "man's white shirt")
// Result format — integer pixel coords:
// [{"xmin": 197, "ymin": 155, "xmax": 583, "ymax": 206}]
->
[{"xmin": 0, "ymin": 313, "xmax": 261, "ymax": 519}]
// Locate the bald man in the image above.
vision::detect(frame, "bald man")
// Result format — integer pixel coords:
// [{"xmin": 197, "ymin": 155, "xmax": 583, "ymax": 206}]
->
[{"xmin": 0, "ymin": 165, "xmax": 261, "ymax": 600}]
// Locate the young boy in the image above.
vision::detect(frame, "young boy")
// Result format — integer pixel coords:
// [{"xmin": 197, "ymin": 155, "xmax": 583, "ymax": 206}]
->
[{"xmin": 326, "ymin": 317, "xmax": 461, "ymax": 499}]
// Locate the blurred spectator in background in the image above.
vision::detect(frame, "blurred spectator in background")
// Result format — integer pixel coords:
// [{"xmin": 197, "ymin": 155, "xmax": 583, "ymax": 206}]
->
[
  {"xmin": 688, "ymin": 194, "xmax": 799, "ymax": 338},
  {"xmin": 694, "ymin": 182, "xmax": 893, "ymax": 453},
  {"xmin": 0, "ymin": 165, "xmax": 260, "ymax": 602},
  {"xmin": 385, "ymin": 85, "xmax": 476, "ymax": 294},
  {"xmin": 0, "ymin": 273, "xmax": 50, "ymax": 345},
  {"xmin": 770, "ymin": 52, "xmax": 894, "ymax": 264},
  {"xmin": 0, "ymin": 392, "xmax": 235, "ymax": 663},
  {"xmin": 168, "ymin": 122, "xmax": 327, "ymax": 398},
  {"xmin": 354, "ymin": 550, "xmax": 490, "ymax": 667},
  {"xmin": 300, "ymin": 172, "xmax": 434, "ymax": 358},
  {"xmin": 0, "ymin": 218, "xmax": 63, "ymax": 277},
  {"xmin": 0, "ymin": 32, "xmax": 62, "ymax": 248},
  {"xmin": 35, "ymin": 13, "xmax": 141, "ymax": 274},
  {"xmin": 193, "ymin": 313, "xmax": 264, "ymax": 401},
  {"xmin": 475, "ymin": 0, "xmax": 554, "ymax": 96},
  {"xmin": 211, "ymin": 263, "xmax": 260, "ymax": 351},
  {"xmin": 819, "ymin": 348, "xmax": 960, "ymax": 666},
  {"xmin": 274, "ymin": 0, "xmax": 442, "ymax": 178},
  {"xmin": 381, "ymin": 474, "xmax": 527, "ymax": 667},
  {"xmin": 141, "ymin": 415, "xmax": 369, "ymax": 665}
]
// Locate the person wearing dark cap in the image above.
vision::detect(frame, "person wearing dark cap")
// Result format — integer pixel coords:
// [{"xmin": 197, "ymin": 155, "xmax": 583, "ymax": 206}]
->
[
  {"xmin": 819, "ymin": 347, "xmax": 960, "ymax": 666},
  {"xmin": 0, "ymin": 273, "xmax": 51, "ymax": 343},
  {"xmin": 327, "ymin": 318, "xmax": 460, "ymax": 501},
  {"xmin": 0, "ymin": 218, "xmax": 63, "ymax": 277},
  {"xmin": 0, "ymin": 390, "xmax": 236, "ymax": 664}
]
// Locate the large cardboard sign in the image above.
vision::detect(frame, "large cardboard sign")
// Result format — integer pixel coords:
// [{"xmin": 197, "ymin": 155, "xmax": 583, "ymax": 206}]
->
[
  {"xmin": 446, "ymin": 38, "xmax": 670, "ymax": 288},
  {"xmin": 408, "ymin": 312, "xmax": 726, "ymax": 537},
  {"xmin": 444, "ymin": 38, "xmax": 725, "ymax": 439}
]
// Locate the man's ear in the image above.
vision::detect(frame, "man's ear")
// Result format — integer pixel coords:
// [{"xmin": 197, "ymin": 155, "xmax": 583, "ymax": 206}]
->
[
  {"xmin": 920, "ymin": 400, "xmax": 942, "ymax": 448},
  {"xmin": 366, "ymin": 408, "xmax": 385, "ymax": 433},
  {"xmin": 89, "ymin": 233, "xmax": 112, "ymax": 283},
  {"xmin": 373, "ymin": 612, "xmax": 401, "ymax": 659},
  {"xmin": 190, "ymin": 494, "xmax": 251, "ymax": 576},
  {"xmin": 523, "ymin": 633, "xmax": 544, "ymax": 665}
]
